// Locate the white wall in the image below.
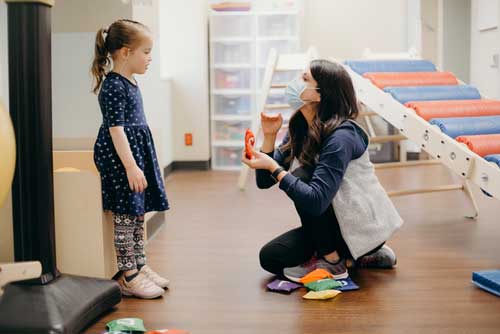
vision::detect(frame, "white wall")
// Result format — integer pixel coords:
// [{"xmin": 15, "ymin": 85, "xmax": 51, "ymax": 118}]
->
[
  {"xmin": 159, "ymin": 0, "xmax": 210, "ymax": 161},
  {"xmin": 52, "ymin": 33, "xmax": 102, "ymax": 139},
  {"xmin": 470, "ymin": 0, "xmax": 500, "ymax": 99},
  {"xmin": 302, "ymin": 0, "xmax": 409, "ymax": 60},
  {"xmin": 0, "ymin": 1, "xmax": 14, "ymax": 262},
  {"xmin": 443, "ymin": 0, "xmax": 470, "ymax": 82}
]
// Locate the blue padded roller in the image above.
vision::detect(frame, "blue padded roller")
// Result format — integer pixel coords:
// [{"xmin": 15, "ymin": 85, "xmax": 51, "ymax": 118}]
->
[
  {"xmin": 344, "ymin": 59, "xmax": 436, "ymax": 75},
  {"xmin": 429, "ymin": 116, "xmax": 500, "ymax": 138},
  {"xmin": 485, "ymin": 154, "xmax": 500, "ymax": 167},
  {"xmin": 384, "ymin": 85, "xmax": 481, "ymax": 104}
]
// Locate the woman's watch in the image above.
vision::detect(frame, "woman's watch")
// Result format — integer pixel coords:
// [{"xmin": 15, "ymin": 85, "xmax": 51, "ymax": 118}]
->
[{"xmin": 271, "ymin": 166, "xmax": 285, "ymax": 182}]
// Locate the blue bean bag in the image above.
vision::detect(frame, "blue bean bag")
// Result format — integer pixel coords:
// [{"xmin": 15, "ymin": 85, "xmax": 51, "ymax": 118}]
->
[
  {"xmin": 429, "ymin": 116, "xmax": 500, "ymax": 138},
  {"xmin": 472, "ymin": 270, "xmax": 500, "ymax": 297},
  {"xmin": 344, "ymin": 59, "xmax": 436, "ymax": 75},
  {"xmin": 384, "ymin": 85, "xmax": 481, "ymax": 104}
]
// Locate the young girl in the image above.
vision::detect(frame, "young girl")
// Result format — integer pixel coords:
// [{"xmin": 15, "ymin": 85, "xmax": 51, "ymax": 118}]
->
[
  {"xmin": 242, "ymin": 59, "xmax": 403, "ymax": 282},
  {"xmin": 91, "ymin": 19, "xmax": 169, "ymax": 299}
]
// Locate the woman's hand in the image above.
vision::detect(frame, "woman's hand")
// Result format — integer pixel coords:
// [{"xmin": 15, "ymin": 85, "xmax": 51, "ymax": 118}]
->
[
  {"xmin": 261, "ymin": 112, "xmax": 283, "ymax": 136},
  {"xmin": 242, "ymin": 148, "xmax": 279, "ymax": 172},
  {"xmin": 126, "ymin": 164, "xmax": 148, "ymax": 193}
]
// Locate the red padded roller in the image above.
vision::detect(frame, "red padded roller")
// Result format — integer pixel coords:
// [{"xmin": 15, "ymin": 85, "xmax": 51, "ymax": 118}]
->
[
  {"xmin": 363, "ymin": 71, "xmax": 458, "ymax": 89},
  {"xmin": 456, "ymin": 134, "xmax": 500, "ymax": 157},
  {"xmin": 405, "ymin": 100, "xmax": 500, "ymax": 121}
]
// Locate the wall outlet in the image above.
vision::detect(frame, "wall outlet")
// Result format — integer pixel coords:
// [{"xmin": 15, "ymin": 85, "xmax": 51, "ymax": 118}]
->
[{"xmin": 185, "ymin": 133, "xmax": 193, "ymax": 146}]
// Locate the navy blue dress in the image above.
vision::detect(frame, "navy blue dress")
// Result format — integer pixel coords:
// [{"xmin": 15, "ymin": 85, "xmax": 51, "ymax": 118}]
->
[{"xmin": 94, "ymin": 72, "xmax": 169, "ymax": 216}]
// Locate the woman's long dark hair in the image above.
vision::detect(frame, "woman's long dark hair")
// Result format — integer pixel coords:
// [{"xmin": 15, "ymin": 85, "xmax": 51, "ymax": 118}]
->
[{"xmin": 281, "ymin": 59, "xmax": 359, "ymax": 167}]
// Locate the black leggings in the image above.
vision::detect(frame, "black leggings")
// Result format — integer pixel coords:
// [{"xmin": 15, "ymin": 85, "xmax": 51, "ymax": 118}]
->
[
  {"xmin": 259, "ymin": 203, "xmax": 383, "ymax": 276},
  {"xmin": 259, "ymin": 163, "xmax": 384, "ymax": 276}
]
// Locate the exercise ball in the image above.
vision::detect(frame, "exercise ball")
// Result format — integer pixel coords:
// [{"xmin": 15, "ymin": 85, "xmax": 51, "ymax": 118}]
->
[{"xmin": 0, "ymin": 101, "xmax": 15, "ymax": 205}]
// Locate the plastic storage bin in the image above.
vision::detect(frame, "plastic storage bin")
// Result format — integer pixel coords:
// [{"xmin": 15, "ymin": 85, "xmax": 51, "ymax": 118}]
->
[
  {"xmin": 258, "ymin": 14, "xmax": 297, "ymax": 36},
  {"xmin": 213, "ymin": 147, "xmax": 244, "ymax": 168},
  {"xmin": 214, "ymin": 94, "xmax": 252, "ymax": 116},
  {"xmin": 211, "ymin": 14, "xmax": 254, "ymax": 38},
  {"xmin": 213, "ymin": 41, "xmax": 253, "ymax": 64},
  {"xmin": 214, "ymin": 68, "xmax": 252, "ymax": 89},
  {"xmin": 258, "ymin": 40, "xmax": 298, "ymax": 65},
  {"xmin": 214, "ymin": 120, "xmax": 252, "ymax": 141},
  {"xmin": 253, "ymin": 0, "xmax": 298, "ymax": 11},
  {"xmin": 258, "ymin": 69, "xmax": 299, "ymax": 88}
]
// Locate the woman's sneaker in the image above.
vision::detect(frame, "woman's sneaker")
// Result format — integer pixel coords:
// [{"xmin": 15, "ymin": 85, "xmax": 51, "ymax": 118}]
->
[
  {"xmin": 284, "ymin": 257, "xmax": 348, "ymax": 282},
  {"xmin": 356, "ymin": 245, "xmax": 397, "ymax": 269},
  {"xmin": 140, "ymin": 265, "xmax": 170, "ymax": 289},
  {"xmin": 119, "ymin": 272, "xmax": 165, "ymax": 299}
]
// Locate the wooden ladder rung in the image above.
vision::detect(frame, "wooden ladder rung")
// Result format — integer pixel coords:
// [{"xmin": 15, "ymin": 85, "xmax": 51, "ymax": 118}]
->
[
  {"xmin": 359, "ymin": 111, "xmax": 378, "ymax": 117},
  {"xmin": 369, "ymin": 134, "xmax": 406, "ymax": 144},
  {"xmin": 387, "ymin": 184, "xmax": 464, "ymax": 197},
  {"xmin": 265, "ymin": 104, "xmax": 289, "ymax": 110},
  {"xmin": 374, "ymin": 160, "xmax": 441, "ymax": 170}
]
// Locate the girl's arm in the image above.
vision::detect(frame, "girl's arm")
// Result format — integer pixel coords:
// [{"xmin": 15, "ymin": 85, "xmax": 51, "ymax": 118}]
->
[{"xmin": 109, "ymin": 127, "xmax": 148, "ymax": 193}]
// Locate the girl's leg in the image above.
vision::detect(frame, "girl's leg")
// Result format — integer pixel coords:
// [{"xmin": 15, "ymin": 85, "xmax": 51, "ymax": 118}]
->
[
  {"xmin": 259, "ymin": 227, "xmax": 315, "ymax": 276},
  {"xmin": 113, "ymin": 213, "xmax": 138, "ymax": 275},
  {"xmin": 133, "ymin": 215, "xmax": 170, "ymax": 288},
  {"xmin": 133, "ymin": 215, "xmax": 146, "ymax": 270},
  {"xmin": 114, "ymin": 213, "xmax": 164, "ymax": 298}
]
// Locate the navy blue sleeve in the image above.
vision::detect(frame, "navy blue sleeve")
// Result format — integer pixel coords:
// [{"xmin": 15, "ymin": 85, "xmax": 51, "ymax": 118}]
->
[
  {"xmin": 101, "ymin": 78, "xmax": 127, "ymax": 127},
  {"xmin": 255, "ymin": 134, "xmax": 291, "ymax": 189},
  {"xmin": 278, "ymin": 126, "xmax": 366, "ymax": 216}
]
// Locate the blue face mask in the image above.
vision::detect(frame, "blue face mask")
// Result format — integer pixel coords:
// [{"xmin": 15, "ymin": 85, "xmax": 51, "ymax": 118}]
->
[{"xmin": 284, "ymin": 77, "xmax": 319, "ymax": 111}]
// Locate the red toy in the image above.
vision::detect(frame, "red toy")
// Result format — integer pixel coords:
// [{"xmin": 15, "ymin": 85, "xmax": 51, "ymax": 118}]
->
[{"xmin": 245, "ymin": 129, "xmax": 255, "ymax": 159}]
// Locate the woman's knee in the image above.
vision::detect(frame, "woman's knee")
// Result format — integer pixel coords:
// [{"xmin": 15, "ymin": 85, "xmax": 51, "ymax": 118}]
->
[{"xmin": 259, "ymin": 242, "xmax": 285, "ymax": 274}]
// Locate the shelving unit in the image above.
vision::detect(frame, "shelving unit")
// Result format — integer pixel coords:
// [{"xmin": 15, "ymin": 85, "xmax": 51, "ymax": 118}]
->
[{"xmin": 208, "ymin": 0, "xmax": 303, "ymax": 170}]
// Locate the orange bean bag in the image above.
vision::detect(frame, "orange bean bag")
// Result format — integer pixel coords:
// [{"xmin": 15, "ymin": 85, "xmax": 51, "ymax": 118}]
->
[
  {"xmin": 405, "ymin": 100, "xmax": 500, "ymax": 121},
  {"xmin": 363, "ymin": 71, "xmax": 458, "ymax": 89},
  {"xmin": 456, "ymin": 134, "xmax": 500, "ymax": 157},
  {"xmin": 299, "ymin": 269, "xmax": 334, "ymax": 285}
]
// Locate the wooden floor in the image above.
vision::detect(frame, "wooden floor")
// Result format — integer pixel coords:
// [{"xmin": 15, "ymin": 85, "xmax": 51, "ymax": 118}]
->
[{"xmin": 84, "ymin": 165, "xmax": 500, "ymax": 334}]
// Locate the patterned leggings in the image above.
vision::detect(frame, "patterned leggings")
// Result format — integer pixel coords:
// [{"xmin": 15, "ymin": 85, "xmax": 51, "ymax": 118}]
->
[{"xmin": 113, "ymin": 213, "xmax": 146, "ymax": 271}]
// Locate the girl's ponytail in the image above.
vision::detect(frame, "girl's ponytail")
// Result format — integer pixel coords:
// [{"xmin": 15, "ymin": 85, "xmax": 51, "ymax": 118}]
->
[{"xmin": 91, "ymin": 28, "xmax": 110, "ymax": 94}]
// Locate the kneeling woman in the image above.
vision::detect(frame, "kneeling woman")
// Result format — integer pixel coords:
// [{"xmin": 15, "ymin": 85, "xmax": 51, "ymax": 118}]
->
[{"xmin": 242, "ymin": 59, "xmax": 403, "ymax": 282}]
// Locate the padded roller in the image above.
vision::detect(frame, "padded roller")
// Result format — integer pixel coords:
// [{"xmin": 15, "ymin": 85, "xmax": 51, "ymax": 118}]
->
[
  {"xmin": 485, "ymin": 154, "xmax": 500, "ymax": 167},
  {"xmin": 456, "ymin": 134, "xmax": 500, "ymax": 157},
  {"xmin": 405, "ymin": 100, "xmax": 500, "ymax": 121},
  {"xmin": 385, "ymin": 85, "xmax": 481, "ymax": 104},
  {"xmin": 344, "ymin": 59, "xmax": 436, "ymax": 75},
  {"xmin": 429, "ymin": 116, "xmax": 500, "ymax": 138},
  {"xmin": 364, "ymin": 72, "xmax": 458, "ymax": 89}
]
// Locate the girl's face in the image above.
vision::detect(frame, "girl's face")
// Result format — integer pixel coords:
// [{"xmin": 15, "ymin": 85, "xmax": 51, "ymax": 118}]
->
[
  {"xmin": 300, "ymin": 68, "xmax": 321, "ymax": 103},
  {"xmin": 122, "ymin": 32, "xmax": 153, "ymax": 75}
]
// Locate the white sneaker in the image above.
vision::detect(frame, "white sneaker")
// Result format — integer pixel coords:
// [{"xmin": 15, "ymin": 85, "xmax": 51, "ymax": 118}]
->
[
  {"xmin": 140, "ymin": 265, "xmax": 170, "ymax": 289},
  {"xmin": 119, "ymin": 272, "xmax": 164, "ymax": 299}
]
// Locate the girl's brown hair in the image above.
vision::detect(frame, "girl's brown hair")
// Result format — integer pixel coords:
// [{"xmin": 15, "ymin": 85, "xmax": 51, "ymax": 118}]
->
[
  {"xmin": 282, "ymin": 59, "xmax": 360, "ymax": 167},
  {"xmin": 91, "ymin": 19, "xmax": 148, "ymax": 94}
]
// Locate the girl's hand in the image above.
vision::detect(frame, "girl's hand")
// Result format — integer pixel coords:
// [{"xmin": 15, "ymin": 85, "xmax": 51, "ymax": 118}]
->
[
  {"xmin": 241, "ymin": 148, "xmax": 279, "ymax": 171},
  {"xmin": 126, "ymin": 165, "xmax": 148, "ymax": 193},
  {"xmin": 261, "ymin": 112, "xmax": 283, "ymax": 136}
]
